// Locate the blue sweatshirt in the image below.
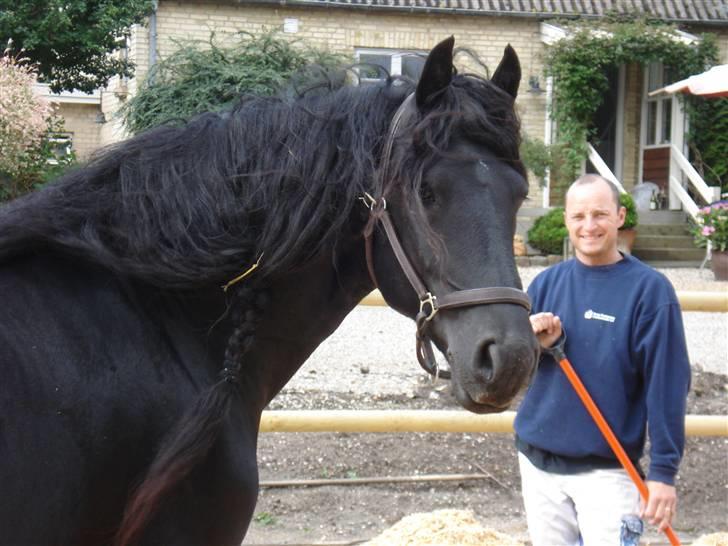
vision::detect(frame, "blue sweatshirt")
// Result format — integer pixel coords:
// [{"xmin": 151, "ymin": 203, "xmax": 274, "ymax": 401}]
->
[{"xmin": 515, "ymin": 254, "xmax": 691, "ymax": 485}]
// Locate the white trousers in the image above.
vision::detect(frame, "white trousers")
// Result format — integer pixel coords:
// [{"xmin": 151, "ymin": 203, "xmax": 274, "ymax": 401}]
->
[{"xmin": 518, "ymin": 452, "xmax": 641, "ymax": 546}]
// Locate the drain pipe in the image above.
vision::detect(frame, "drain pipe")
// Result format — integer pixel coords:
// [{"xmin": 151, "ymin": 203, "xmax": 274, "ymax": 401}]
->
[{"xmin": 148, "ymin": 0, "xmax": 158, "ymax": 81}]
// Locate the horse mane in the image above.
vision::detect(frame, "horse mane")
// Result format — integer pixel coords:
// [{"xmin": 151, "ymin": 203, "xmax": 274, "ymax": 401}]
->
[{"xmin": 0, "ymin": 68, "xmax": 522, "ymax": 289}]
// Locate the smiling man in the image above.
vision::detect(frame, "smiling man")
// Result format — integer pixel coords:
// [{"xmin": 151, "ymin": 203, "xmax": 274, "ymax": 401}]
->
[{"xmin": 514, "ymin": 174, "xmax": 691, "ymax": 546}]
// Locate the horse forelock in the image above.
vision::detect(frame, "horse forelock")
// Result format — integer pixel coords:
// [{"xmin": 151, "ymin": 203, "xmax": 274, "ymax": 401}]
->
[{"xmin": 383, "ymin": 72, "xmax": 523, "ymax": 264}]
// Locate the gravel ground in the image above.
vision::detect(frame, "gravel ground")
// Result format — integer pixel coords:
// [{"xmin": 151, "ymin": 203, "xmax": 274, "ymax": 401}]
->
[
  {"xmin": 285, "ymin": 266, "xmax": 727, "ymax": 397},
  {"xmin": 250, "ymin": 265, "xmax": 726, "ymax": 546}
]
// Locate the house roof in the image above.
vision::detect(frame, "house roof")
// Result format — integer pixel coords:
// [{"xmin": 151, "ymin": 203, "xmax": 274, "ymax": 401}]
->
[{"xmin": 240, "ymin": 0, "xmax": 728, "ymax": 25}]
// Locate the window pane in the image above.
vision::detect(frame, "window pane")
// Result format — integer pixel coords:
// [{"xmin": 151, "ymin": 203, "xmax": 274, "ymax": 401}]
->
[
  {"xmin": 402, "ymin": 55, "xmax": 425, "ymax": 80},
  {"xmin": 646, "ymin": 101, "xmax": 657, "ymax": 145},
  {"xmin": 647, "ymin": 63, "xmax": 663, "ymax": 92},
  {"xmin": 359, "ymin": 54, "xmax": 391, "ymax": 79},
  {"xmin": 661, "ymin": 98, "xmax": 672, "ymax": 144}
]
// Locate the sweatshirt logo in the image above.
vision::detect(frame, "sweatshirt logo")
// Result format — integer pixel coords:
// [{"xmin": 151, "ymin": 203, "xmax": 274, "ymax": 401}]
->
[{"xmin": 584, "ymin": 309, "xmax": 616, "ymax": 323}]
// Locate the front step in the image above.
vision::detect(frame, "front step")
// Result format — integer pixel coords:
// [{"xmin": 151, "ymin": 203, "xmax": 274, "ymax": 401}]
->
[
  {"xmin": 633, "ymin": 234, "xmax": 697, "ymax": 250},
  {"xmin": 632, "ymin": 247, "xmax": 706, "ymax": 262},
  {"xmin": 630, "ymin": 211, "xmax": 702, "ymax": 263}
]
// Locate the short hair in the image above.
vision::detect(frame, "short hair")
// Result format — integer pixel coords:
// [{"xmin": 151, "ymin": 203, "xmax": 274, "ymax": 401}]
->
[{"xmin": 566, "ymin": 174, "xmax": 621, "ymax": 209}]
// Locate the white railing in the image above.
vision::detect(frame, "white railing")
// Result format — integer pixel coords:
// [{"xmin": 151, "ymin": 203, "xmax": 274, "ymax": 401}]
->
[
  {"xmin": 669, "ymin": 144, "xmax": 722, "ymax": 220},
  {"xmin": 587, "ymin": 144, "xmax": 626, "ymax": 193}
]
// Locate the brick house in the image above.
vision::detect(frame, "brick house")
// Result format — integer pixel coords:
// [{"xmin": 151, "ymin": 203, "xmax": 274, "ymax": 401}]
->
[{"xmin": 54, "ymin": 0, "xmax": 728, "ymax": 216}]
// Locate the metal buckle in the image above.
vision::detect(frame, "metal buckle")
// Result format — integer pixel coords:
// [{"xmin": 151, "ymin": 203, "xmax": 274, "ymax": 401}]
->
[
  {"xmin": 360, "ymin": 192, "xmax": 386, "ymax": 212},
  {"xmin": 419, "ymin": 292, "xmax": 438, "ymax": 322}
]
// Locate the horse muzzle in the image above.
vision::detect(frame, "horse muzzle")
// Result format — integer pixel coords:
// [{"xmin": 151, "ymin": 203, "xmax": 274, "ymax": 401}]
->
[{"xmin": 442, "ymin": 323, "xmax": 539, "ymax": 414}]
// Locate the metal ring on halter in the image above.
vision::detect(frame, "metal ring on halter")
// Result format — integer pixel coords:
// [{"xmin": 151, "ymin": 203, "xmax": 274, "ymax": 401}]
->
[
  {"xmin": 419, "ymin": 292, "xmax": 438, "ymax": 322},
  {"xmin": 360, "ymin": 192, "xmax": 387, "ymax": 212}
]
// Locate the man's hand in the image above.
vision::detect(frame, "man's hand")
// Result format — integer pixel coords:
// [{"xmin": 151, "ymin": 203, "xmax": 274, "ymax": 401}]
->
[
  {"xmin": 529, "ymin": 312, "xmax": 562, "ymax": 349},
  {"xmin": 641, "ymin": 481, "xmax": 677, "ymax": 532}
]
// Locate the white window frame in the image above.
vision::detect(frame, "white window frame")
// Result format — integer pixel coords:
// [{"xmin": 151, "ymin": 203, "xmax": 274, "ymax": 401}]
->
[
  {"xmin": 641, "ymin": 62, "xmax": 677, "ymax": 149},
  {"xmin": 639, "ymin": 61, "xmax": 687, "ymax": 185},
  {"xmin": 46, "ymin": 133, "xmax": 74, "ymax": 165},
  {"xmin": 354, "ymin": 48, "xmax": 426, "ymax": 84}
]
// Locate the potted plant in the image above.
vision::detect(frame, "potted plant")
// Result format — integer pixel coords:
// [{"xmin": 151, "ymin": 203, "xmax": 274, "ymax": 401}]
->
[
  {"xmin": 617, "ymin": 192, "xmax": 639, "ymax": 254},
  {"xmin": 691, "ymin": 200, "xmax": 728, "ymax": 281}
]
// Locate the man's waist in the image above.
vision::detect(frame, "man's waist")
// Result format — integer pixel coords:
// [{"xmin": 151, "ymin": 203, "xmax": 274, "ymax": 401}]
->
[{"xmin": 515, "ymin": 435, "xmax": 644, "ymax": 477}]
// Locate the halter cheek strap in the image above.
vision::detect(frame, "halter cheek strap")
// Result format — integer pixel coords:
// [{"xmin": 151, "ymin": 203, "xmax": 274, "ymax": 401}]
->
[{"xmin": 363, "ymin": 94, "xmax": 531, "ymax": 380}]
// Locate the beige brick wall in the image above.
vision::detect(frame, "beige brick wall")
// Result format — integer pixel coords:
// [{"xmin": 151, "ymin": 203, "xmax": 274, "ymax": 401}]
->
[
  {"xmin": 56, "ymin": 103, "xmax": 102, "ymax": 161},
  {"xmin": 621, "ymin": 62, "xmax": 643, "ymax": 191}
]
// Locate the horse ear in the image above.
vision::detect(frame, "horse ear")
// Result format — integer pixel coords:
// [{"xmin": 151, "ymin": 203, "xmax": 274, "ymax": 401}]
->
[
  {"xmin": 415, "ymin": 36, "xmax": 454, "ymax": 109},
  {"xmin": 491, "ymin": 44, "xmax": 521, "ymax": 99}
]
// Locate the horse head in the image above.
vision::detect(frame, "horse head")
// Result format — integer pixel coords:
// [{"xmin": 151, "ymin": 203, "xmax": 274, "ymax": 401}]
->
[{"xmin": 369, "ymin": 37, "xmax": 539, "ymax": 414}]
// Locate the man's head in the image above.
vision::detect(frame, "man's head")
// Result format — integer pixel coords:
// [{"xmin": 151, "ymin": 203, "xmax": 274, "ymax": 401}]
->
[{"xmin": 564, "ymin": 174, "xmax": 626, "ymax": 266}]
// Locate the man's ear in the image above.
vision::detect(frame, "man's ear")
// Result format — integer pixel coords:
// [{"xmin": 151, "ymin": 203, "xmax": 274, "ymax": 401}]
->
[
  {"xmin": 415, "ymin": 36, "xmax": 454, "ymax": 109},
  {"xmin": 618, "ymin": 206, "xmax": 627, "ymax": 228},
  {"xmin": 491, "ymin": 44, "xmax": 521, "ymax": 99}
]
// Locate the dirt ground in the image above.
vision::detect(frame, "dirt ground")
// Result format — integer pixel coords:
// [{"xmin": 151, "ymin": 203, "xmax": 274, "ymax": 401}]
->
[{"xmin": 242, "ymin": 370, "xmax": 728, "ymax": 545}]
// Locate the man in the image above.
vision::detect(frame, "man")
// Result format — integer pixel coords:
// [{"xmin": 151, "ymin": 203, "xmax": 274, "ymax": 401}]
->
[{"xmin": 515, "ymin": 174, "xmax": 691, "ymax": 545}]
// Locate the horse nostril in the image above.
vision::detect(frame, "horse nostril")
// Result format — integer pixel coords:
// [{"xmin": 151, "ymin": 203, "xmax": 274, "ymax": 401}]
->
[{"xmin": 477, "ymin": 340, "xmax": 495, "ymax": 382}]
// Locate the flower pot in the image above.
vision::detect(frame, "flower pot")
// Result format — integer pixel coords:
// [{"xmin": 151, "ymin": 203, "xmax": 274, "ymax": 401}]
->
[
  {"xmin": 617, "ymin": 229, "xmax": 637, "ymax": 255},
  {"xmin": 711, "ymin": 250, "xmax": 728, "ymax": 281}
]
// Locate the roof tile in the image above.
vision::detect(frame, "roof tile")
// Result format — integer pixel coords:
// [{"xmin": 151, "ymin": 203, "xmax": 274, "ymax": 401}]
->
[{"xmin": 249, "ymin": 0, "xmax": 727, "ymax": 23}]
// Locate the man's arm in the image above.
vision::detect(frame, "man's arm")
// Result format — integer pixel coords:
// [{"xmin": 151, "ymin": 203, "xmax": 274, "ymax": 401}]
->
[{"xmin": 634, "ymin": 296, "xmax": 691, "ymax": 533}]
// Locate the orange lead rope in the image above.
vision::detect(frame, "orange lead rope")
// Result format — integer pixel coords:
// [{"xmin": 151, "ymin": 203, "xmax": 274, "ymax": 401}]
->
[{"xmin": 545, "ymin": 335, "xmax": 681, "ymax": 546}]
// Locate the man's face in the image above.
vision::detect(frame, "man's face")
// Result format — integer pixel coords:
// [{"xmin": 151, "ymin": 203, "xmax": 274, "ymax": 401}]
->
[{"xmin": 564, "ymin": 181, "xmax": 626, "ymax": 266}]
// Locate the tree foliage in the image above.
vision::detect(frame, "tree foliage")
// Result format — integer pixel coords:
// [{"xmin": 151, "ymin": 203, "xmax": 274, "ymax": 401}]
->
[
  {"xmin": 689, "ymin": 97, "xmax": 728, "ymax": 193},
  {"xmin": 0, "ymin": 50, "xmax": 75, "ymax": 201},
  {"xmin": 0, "ymin": 0, "xmax": 153, "ymax": 93},
  {"xmin": 122, "ymin": 31, "xmax": 348, "ymax": 134}
]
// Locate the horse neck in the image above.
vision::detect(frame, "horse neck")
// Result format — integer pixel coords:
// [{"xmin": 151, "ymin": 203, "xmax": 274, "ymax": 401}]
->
[{"xmin": 237, "ymin": 234, "xmax": 372, "ymax": 412}]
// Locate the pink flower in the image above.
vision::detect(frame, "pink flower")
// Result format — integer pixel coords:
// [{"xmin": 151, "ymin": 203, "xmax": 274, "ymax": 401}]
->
[{"xmin": 702, "ymin": 226, "xmax": 716, "ymax": 236}]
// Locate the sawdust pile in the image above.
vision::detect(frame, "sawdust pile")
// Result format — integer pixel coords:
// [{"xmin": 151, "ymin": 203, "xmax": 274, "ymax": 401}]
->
[
  {"xmin": 363, "ymin": 509, "xmax": 524, "ymax": 546},
  {"xmin": 692, "ymin": 533, "xmax": 728, "ymax": 546}
]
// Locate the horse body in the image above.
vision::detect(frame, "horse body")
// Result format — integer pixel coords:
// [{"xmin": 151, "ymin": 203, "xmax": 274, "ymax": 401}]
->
[
  {"xmin": 1, "ymin": 242, "xmax": 370, "ymax": 545},
  {"xmin": 0, "ymin": 37, "xmax": 539, "ymax": 544}
]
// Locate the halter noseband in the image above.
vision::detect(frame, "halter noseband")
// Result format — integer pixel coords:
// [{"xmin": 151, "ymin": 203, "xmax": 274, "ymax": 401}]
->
[{"xmin": 363, "ymin": 93, "xmax": 531, "ymax": 380}]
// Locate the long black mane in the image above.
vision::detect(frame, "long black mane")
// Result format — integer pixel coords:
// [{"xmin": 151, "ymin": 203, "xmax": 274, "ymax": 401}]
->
[{"xmin": 0, "ymin": 69, "xmax": 522, "ymax": 289}]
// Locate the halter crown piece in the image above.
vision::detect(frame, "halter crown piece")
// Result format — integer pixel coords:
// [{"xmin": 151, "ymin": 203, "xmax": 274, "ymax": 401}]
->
[{"xmin": 363, "ymin": 93, "xmax": 531, "ymax": 380}]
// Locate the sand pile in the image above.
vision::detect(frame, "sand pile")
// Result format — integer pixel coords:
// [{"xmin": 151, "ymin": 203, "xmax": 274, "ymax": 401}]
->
[
  {"xmin": 692, "ymin": 533, "xmax": 728, "ymax": 546},
  {"xmin": 363, "ymin": 509, "xmax": 524, "ymax": 546}
]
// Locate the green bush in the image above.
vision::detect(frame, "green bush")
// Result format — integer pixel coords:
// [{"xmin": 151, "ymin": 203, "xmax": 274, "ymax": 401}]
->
[
  {"xmin": 689, "ymin": 96, "xmax": 728, "ymax": 194},
  {"xmin": 527, "ymin": 207, "xmax": 567, "ymax": 255},
  {"xmin": 121, "ymin": 30, "xmax": 347, "ymax": 134},
  {"xmin": 619, "ymin": 192, "xmax": 638, "ymax": 230}
]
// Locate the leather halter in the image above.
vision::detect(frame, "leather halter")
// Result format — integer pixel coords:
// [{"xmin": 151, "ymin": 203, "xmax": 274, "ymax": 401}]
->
[{"xmin": 363, "ymin": 93, "xmax": 531, "ymax": 380}]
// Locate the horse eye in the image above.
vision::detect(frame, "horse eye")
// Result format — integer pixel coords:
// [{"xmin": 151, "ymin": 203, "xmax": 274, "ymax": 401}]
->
[
  {"xmin": 419, "ymin": 182, "xmax": 435, "ymax": 205},
  {"xmin": 478, "ymin": 159, "xmax": 490, "ymax": 171}
]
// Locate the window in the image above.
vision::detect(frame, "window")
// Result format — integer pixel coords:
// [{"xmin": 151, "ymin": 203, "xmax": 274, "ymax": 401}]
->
[
  {"xmin": 644, "ymin": 62, "xmax": 673, "ymax": 146},
  {"xmin": 46, "ymin": 134, "xmax": 73, "ymax": 165},
  {"xmin": 355, "ymin": 48, "xmax": 426, "ymax": 84}
]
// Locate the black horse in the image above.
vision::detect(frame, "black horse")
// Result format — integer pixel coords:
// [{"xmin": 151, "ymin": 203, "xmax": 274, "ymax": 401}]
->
[{"xmin": 0, "ymin": 37, "xmax": 538, "ymax": 545}]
